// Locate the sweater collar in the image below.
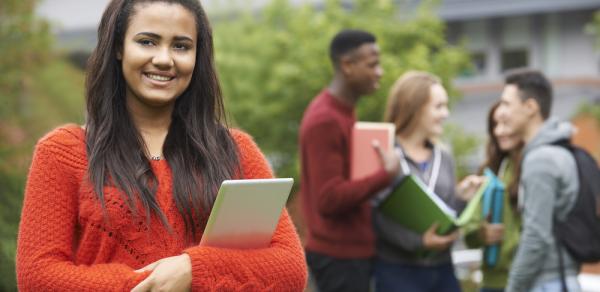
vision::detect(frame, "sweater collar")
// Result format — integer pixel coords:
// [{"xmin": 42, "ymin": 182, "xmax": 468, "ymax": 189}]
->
[{"xmin": 323, "ymin": 89, "xmax": 355, "ymax": 116}]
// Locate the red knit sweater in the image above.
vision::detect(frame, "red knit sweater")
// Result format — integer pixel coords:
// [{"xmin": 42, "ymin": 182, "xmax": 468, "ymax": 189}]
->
[{"xmin": 16, "ymin": 125, "xmax": 307, "ymax": 291}]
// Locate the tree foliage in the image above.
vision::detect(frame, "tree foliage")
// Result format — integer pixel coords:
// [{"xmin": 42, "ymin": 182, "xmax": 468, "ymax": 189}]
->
[
  {"xmin": 0, "ymin": 0, "xmax": 51, "ymax": 120},
  {"xmin": 585, "ymin": 10, "xmax": 600, "ymax": 49},
  {"xmin": 0, "ymin": 1, "xmax": 85, "ymax": 290},
  {"xmin": 577, "ymin": 102, "xmax": 600, "ymax": 126},
  {"xmin": 213, "ymin": 0, "xmax": 471, "ymax": 181}
]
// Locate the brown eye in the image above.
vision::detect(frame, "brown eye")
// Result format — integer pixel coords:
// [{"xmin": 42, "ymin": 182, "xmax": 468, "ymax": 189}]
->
[
  {"xmin": 173, "ymin": 43, "xmax": 191, "ymax": 51},
  {"xmin": 137, "ymin": 39, "xmax": 155, "ymax": 46}
]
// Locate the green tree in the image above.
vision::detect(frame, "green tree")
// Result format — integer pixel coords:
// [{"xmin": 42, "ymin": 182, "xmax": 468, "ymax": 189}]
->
[
  {"xmin": 0, "ymin": 1, "xmax": 86, "ymax": 290},
  {"xmin": 577, "ymin": 9, "xmax": 600, "ymax": 157},
  {"xmin": 581, "ymin": 11, "xmax": 600, "ymax": 153},
  {"xmin": 578, "ymin": 102, "xmax": 600, "ymax": 122},
  {"xmin": 213, "ymin": 0, "xmax": 471, "ymax": 182},
  {"xmin": 444, "ymin": 124, "xmax": 481, "ymax": 179},
  {"xmin": 585, "ymin": 10, "xmax": 600, "ymax": 48}
]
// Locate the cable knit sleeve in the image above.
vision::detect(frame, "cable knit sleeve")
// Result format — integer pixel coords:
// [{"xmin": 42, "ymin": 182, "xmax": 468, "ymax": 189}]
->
[
  {"xmin": 183, "ymin": 129, "xmax": 307, "ymax": 291},
  {"xmin": 16, "ymin": 127, "xmax": 149, "ymax": 292}
]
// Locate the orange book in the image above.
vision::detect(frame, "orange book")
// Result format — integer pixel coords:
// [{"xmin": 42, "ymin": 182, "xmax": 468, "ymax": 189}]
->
[{"xmin": 351, "ymin": 122, "xmax": 395, "ymax": 180}]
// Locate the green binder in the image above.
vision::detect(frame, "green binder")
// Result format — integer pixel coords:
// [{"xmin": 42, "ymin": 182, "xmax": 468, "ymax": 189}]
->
[{"xmin": 379, "ymin": 175, "xmax": 489, "ymax": 235}]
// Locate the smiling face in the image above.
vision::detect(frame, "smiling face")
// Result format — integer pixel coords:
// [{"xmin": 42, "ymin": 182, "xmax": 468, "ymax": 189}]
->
[
  {"xmin": 344, "ymin": 43, "xmax": 383, "ymax": 95},
  {"xmin": 493, "ymin": 117, "xmax": 521, "ymax": 152},
  {"xmin": 417, "ymin": 83, "xmax": 449, "ymax": 139},
  {"xmin": 496, "ymin": 84, "xmax": 532, "ymax": 141},
  {"xmin": 119, "ymin": 2, "xmax": 197, "ymax": 110}
]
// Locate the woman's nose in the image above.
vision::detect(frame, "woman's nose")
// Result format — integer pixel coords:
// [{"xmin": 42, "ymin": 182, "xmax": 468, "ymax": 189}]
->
[{"xmin": 152, "ymin": 47, "xmax": 174, "ymax": 69}]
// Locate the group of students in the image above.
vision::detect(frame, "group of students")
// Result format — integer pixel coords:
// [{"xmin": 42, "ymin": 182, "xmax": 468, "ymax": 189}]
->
[
  {"xmin": 14, "ymin": 0, "xmax": 584, "ymax": 291},
  {"xmin": 299, "ymin": 29, "xmax": 582, "ymax": 292}
]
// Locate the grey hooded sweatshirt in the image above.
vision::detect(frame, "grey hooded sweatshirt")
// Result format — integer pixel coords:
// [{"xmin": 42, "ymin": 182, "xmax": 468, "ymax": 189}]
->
[{"xmin": 506, "ymin": 118, "xmax": 580, "ymax": 292}]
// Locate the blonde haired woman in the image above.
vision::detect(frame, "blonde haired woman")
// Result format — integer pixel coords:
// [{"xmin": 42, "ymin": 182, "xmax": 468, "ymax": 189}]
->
[{"xmin": 372, "ymin": 71, "xmax": 481, "ymax": 292}]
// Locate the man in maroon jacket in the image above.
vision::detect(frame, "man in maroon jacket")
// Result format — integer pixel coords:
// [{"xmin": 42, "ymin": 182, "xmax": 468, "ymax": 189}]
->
[{"xmin": 299, "ymin": 29, "xmax": 400, "ymax": 292}]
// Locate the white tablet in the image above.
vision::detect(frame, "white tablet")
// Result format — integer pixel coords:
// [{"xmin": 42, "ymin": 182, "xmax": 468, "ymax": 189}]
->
[{"xmin": 199, "ymin": 178, "xmax": 294, "ymax": 249}]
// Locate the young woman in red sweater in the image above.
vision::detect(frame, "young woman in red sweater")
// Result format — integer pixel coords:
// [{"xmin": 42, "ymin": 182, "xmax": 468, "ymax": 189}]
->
[{"xmin": 16, "ymin": 0, "xmax": 307, "ymax": 291}]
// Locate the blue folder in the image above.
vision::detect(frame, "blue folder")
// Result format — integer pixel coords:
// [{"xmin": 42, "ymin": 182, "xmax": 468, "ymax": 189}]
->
[{"xmin": 481, "ymin": 168, "xmax": 504, "ymax": 267}]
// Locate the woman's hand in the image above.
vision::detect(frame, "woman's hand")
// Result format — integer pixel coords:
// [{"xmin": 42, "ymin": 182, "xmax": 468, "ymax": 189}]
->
[
  {"xmin": 422, "ymin": 223, "xmax": 458, "ymax": 251},
  {"xmin": 479, "ymin": 221, "xmax": 504, "ymax": 245},
  {"xmin": 456, "ymin": 175, "xmax": 486, "ymax": 201},
  {"xmin": 131, "ymin": 254, "xmax": 192, "ymax": 292}
]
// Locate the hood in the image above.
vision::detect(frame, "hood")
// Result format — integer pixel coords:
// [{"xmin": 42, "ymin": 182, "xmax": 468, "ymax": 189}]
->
[{"xmin": 524, "ymin": 117, "xmax": 575, "ymax": 155}]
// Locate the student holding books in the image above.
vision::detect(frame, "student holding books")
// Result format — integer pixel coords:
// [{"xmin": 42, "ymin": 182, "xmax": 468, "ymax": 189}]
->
[
  {"xmin": 463, "ymin": 102, "xmax": 523, "ymax": 292},
  {"xmin": 299, "ymin": 29, "xmax": 401, "ymax": 292},
  {"xmin": 16, "ymin": 1, "xmax": 307, "ymax": 291},
  {"xmin": 372, "ymin": 71, "xmax": 483, "ymax": 292}
]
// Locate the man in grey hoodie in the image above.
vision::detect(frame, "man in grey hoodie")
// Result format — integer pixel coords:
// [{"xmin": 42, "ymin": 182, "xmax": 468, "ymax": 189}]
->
[{"xmin": 496, "ymin": 69, "xmax": 580, "ymax": 292}]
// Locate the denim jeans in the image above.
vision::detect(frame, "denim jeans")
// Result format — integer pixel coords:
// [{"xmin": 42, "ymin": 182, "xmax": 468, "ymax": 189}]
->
[
  {"xmin": 373, "ymin": 259, "xmax": 461, "ymax": 292},
  {"xmin": 480, "ymin": 288, "xmax": 504, "ymax": 292}
]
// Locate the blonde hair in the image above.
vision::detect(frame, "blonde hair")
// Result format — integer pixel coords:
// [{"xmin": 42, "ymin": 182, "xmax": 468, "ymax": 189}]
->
[{"xmin": 384, "ymin": 71, "xmax": 441, "ymax": 136}]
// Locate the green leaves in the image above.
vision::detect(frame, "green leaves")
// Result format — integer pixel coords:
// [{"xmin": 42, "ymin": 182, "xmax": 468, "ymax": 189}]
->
[
  {"xmin": 213, "ymin": 0, "xmax": 471, "ymax": 180},
  {"xmin": 585, "ymin": 10, "xmax": 600, "ymax": 49},
  {"xmin": 443, "ymin": 123, "xmax": 481, "ymax": 179},
  {"xmin": 0, "ymin": 0, "xmax": 53, "ymax": 121},
  {"xmin": 0, "ymin": 1, "xmax": 85, "ymax": 290}
]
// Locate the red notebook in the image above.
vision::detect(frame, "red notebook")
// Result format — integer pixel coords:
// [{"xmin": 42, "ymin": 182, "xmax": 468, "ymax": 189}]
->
[{"xmin": 350, "ymin": 122, "xmax": 395, "ymax": 180}]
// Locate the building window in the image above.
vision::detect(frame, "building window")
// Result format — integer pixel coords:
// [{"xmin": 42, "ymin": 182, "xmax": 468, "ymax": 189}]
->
[
  {"xmin": 461, "ymin": 51, "xmax": 486, "ymax": 77},
  {"xmin": 502, "ymin": 49, "xmax": 528, "ymax": 71}
]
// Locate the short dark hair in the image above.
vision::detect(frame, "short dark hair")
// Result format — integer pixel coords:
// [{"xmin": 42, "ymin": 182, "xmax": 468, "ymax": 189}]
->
[
  {"xmin": 329, "ymin": 29, "xmax": 376, "ymax": 69},
  {"xmin": 505, "ymin": 68, "xmax": 553, "ymax": 119}
]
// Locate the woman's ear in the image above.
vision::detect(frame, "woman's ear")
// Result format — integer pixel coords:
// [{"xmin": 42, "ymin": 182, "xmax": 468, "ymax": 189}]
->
[{"xmin": 116, "ymin": 51, "xmax": 122, "ymax": 60}]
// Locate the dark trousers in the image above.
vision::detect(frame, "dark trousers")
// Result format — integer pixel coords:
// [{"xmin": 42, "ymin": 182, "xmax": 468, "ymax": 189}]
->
[
  {"xmin": 480, "ymin": 288, "xmax": 504, "ymax": 292},
  {"xmin": 306, "ymin": 251, "xmax": 372, "ymax": 292},
  {"xmin": 373, "ymin": 259, "xmax": 461, "ymax": 292}
]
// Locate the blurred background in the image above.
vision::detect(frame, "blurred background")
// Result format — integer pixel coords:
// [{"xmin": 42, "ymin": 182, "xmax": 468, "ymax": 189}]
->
[{"xmin": 2, "ymin": 0, "xmax": 600, "ymax": 291}]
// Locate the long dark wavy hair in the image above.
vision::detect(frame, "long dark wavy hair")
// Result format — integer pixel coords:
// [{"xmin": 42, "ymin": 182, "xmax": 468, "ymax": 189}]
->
[
  {"xmin": 479, "ymin": 102, "xmax": 522, "ymax": 209},
  {"xmin": 85, "ymin": 0, "xmax": 240, "ymax": 239}
]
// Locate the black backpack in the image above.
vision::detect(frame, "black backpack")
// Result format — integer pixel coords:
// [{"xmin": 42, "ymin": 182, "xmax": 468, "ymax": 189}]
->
[
  {"xmin": 552, "ymin": 140, "xmax": 600, "ymax": 263},
  {"xmin": 551, "ymin": 140, "xmax": 600, "ymax": 292}
]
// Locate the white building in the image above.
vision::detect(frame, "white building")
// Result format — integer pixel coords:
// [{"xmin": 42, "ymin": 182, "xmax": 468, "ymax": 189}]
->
[{"xmin": 435, "ymin": 0, "xmax": 600, "ymax": 135}]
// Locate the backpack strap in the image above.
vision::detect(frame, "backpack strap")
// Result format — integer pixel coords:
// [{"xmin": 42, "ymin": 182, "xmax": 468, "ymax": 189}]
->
[
  {"xmin": 555, "ymin": 237, "xmax": 569, "ymax": 292},
  {"xmin": 551, "ymin": 138, "xmax": 573, "ymax": 292}
]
